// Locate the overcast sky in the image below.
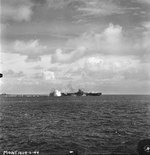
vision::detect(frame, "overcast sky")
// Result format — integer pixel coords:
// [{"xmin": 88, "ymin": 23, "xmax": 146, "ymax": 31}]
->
[{"xmin": 0, "ymin": 0, "xmax": 150, "ymax": 94}]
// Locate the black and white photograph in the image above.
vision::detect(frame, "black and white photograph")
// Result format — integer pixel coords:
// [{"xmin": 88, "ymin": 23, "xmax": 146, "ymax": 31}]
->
[{"xmin": 0, "ymin": 0, "xmax": 150, "ymax": 154}]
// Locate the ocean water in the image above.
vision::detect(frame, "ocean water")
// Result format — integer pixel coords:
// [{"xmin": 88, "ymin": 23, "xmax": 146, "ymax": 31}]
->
[{"xmin": 0, "ymin": 95, "xmax": 150, "ymax": 155}]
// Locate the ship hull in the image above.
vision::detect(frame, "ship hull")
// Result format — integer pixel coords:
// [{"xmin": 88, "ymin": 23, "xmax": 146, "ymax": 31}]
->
[{"xmin": 85, "ymin": 93, "xmax": 102, "ymax": 96}]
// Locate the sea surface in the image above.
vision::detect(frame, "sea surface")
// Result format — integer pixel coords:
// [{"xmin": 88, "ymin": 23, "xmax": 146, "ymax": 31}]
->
[{"xmin": 0, "ymin": 95, "xmax": 150, "ymax": 155}]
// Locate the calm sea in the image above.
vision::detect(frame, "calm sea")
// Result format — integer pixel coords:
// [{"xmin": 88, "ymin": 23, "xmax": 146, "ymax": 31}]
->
[{"xmin": 0, "ymin": 95, "xmax": 150, "ymax": 154}]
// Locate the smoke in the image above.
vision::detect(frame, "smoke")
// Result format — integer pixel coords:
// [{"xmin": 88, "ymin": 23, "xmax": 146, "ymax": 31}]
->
[{"xmin": 62, "ymin": 83, "xmax": 75, "ymax": 93}]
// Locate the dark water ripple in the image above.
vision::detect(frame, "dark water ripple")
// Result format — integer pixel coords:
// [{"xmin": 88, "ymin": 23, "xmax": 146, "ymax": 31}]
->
[{"xmin": 0, "ymin": 95, "xmax": 150, "ymax": 154}]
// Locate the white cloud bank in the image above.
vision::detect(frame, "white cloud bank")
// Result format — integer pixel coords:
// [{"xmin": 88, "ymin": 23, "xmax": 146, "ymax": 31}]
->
[
  {"xmin": 52, "ymin": 47, "xmax": 86, "ymax": 63},
  {"xmin": 2, "ymin": 40, "xmax": 48, "ymax": 62},
  {"xmin": 53, "ymin": 23, "xmax": 149, "ymax": 64},
  {"xmin": 3, "ymin": 23, "xmax": 149, "ymax": 64},
  {"xmin": 1, "ymin": 23, "xmax": 150, "ymax": 94},
  {"xmin": 43, "ymin": 71, "xmax": 55, "ymax": 80}
]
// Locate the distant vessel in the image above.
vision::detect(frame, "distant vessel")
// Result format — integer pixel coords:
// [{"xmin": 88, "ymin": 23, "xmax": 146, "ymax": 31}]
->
[
  {"xmin": 77, "ymin": 89, "xmax": 102, "ymax": 96},
  {"xmin": 49, "ymin": 89, "xmax": 102, "ymax": 96}
]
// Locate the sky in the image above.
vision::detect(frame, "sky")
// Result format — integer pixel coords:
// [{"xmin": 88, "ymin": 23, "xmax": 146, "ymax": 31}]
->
[{"xmin": 0, "ymin": 0, "xmax": 150, "ymax": 94}]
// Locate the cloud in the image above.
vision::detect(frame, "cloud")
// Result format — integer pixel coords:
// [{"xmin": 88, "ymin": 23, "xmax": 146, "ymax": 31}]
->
[
  {"xmin": 1, "ymin": 51, "xmax": 51, "ymax": 84},
  {"xmin": 85, "ymin": 56, "xmax": 137, "ymax": 73},
  {"xmin": 46, "ymin": 23, "xmax": 150, "ymax": 65},
  {"xmin": 9, "ymin": 40, "xmax": 48, "ymax": 61},
  {"xmin": 136, "ymin": 0, "xmax": 150, "ymax": 5},
  {"xmin": 77, "ymin": 0, "xmax": 125, "ymax": 17},
  {"xmin": 3, "ymin": 5, "xmax": 33, "ymax": 22},
  {"xmin": 45, "ymin": 0, "xmax": 125, "ymax": 16},
  {"xmin": 142, "ymin": 31, "xmax": 150, "ymax": 52},
  {"xmin": 3, "ymin": 70, "xmax": 25, "ymax": 78},
  {"xmin": 1, "ymin": 0, "xmax": 33, "ymax": 22},
  {"xmin": 66, "ymin": 23, "xmax": 150, "ymax": 59},
  {"xmin": 142, "ymin": 22, "xmax": 150, "ymax": 29},
  {"xmin": 1, "ymin": 54, "xmax": 150, "ymax": 94},
  {"xmin": 43, "ymin": 71, "xmax": 55, "ymax": 80},
  {"xmin": 30, "ymin": 0, "xmax": 47, "ymax": 5},
  {"xmin": 1, "ymin": 52, "xmax": 27, "ymax": 73},
  {"xmin": 141, "ymin": 22, "xmax": 150, "ymax": 61},
  {"xmin": 65, "ymin": 23, "xmax": 128, "ymax": 59},
  {"xmin": 1, "ymin": 1, "xmax": 150, "ymax": 94},
  {"xmin": 46, "ymin": 0, "xmax": 84, "ymax": 10},
  {"xmin": 63, "ymin": 55, "xmax": 150, "ymax": 83},
  {"xmin": 52, "ymin": 46, "xmax": 86, "ymax": 63},
  {"xmin": 30, "ymin": 70, "xmax": 56, "ymax": 81}
]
